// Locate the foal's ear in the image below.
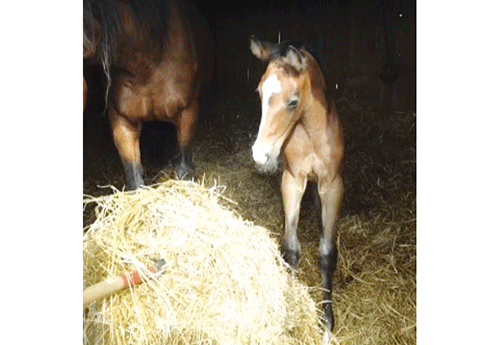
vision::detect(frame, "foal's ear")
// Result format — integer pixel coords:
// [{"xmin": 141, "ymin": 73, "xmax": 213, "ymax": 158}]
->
[
  {"xmin": 282, "ymin": 45, "xmax": 307, "ymax": 72},
  {"xmin": 250, "ymin": 36, "xmax": 274, "ymax": 61}
]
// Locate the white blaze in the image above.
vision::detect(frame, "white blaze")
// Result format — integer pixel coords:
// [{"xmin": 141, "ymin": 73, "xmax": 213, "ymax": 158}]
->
[{"xmin": 252, "ymin": 74, "xmax": 282, "ymax": 164}]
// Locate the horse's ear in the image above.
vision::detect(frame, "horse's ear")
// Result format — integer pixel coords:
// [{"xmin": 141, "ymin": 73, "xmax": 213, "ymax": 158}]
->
[
  {"xmin": 250, "ymin": 36, "xmax": 274, "ymax": 61},
  {"xmin": 282, "ymin": 45, "xmax": 306, "ymax": 72}
]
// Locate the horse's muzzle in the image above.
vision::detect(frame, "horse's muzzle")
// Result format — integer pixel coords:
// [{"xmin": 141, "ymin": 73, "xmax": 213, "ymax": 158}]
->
[{"xmin": 252, "ymin": 144, "xmax": 279, "ymax": 174}]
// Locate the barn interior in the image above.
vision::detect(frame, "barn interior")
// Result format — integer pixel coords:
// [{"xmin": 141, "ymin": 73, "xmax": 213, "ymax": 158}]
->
[{"xmin": 83, "ymin": 0, "xmax": 416, "ymax": 344}]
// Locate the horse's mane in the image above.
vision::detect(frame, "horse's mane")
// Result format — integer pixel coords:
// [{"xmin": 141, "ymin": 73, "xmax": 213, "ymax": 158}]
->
[
  {"xmin": 267, "ymin": 40, "xmax": 332, "ymax": 102},
  {"xmin": 267, "ymin": 40, "xmax": 328, "ymax": 71},
  {"xmin": 267, "ymin": 40, "xmax": 326, "ymax": 78},
  {"xmin": 267, "ymin": 40, "xmax": 306, "ymax": 61}
]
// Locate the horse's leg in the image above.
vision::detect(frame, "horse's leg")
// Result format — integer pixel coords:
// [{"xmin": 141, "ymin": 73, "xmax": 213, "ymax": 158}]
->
[
  {"xmin": 281, "ymin": 169, "xmax": 307, "ymax": 267},
  {"xmin": 175, "ymin": 100, "xmax": 198, "ymax": 180},
  {"xmin": 317, "ymin": 175, "xmax": 343, "ymax": 332},
  {"xmin": 109, "ymin": 107, "xmax": 144, "ymax": 190}
]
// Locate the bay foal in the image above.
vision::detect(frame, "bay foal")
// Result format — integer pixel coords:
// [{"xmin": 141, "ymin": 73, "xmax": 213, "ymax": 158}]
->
[{"xmin": 250, "ymin": 38, "xmax": 344, "ymax": 334}]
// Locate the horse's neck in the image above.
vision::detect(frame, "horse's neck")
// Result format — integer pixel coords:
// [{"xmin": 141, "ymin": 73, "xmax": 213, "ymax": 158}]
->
[
  {"xmin": 301, "ymin": 56, "xmax": 331, "ymax": 130},
  {"xmin": 301, "ymin": 82, "xmax": 330, "ymax": 139}
]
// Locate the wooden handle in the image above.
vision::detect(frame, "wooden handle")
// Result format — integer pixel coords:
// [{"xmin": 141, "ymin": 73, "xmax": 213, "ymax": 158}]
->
[{"xmin": 83, "ymin": 264, "xmax": 160, "ymax": 307}]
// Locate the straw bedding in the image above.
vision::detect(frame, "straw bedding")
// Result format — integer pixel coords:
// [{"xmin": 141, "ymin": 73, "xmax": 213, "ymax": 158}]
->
[
  {"xmin": 83, "ymin": 179, "xmax": 323, "ymax": 345},
  {"xmin": 84, "ymin": 90, "xmax": 416, "ymax": 344}
]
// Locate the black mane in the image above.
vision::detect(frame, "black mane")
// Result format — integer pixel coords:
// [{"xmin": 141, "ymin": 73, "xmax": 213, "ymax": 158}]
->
[
  {"xmin": 268, "ymin": 40, "xmax": 326, "ymax": 76},
  {"xmin": 266, "ymin": 39, "xmax": 331, "ymax": 95},
  {"xmin": 268, "ymin": 40, "xmax": 306, "ymax": 61}
]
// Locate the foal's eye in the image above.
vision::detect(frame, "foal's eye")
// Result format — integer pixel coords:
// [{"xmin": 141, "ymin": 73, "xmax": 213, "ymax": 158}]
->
[{"xmin": 287, "ymin": 98, "xmax": 299, "ymax": 109}]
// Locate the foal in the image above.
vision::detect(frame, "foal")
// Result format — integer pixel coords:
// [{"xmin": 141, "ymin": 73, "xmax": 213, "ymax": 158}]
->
[{"xmin": 250, "ymin": 38, "xmax": 344, "ymax": 333}]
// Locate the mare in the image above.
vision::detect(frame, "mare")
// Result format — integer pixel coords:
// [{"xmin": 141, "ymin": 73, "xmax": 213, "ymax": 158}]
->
[
  {"xmin": 250, "ymin": 38, "xmax": 344, "ymax": 335},
  {"xmin": 84, "ymin": 0, "xmax": 213, "ymax": 189}
]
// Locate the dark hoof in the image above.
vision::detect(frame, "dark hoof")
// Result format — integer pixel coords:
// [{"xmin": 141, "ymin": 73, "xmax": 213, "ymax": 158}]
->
[
  {"xmin": 175, "ymin": 163, "xmax": 195, "ymax": 181},
  {"xmin": 125, "ymin": 181, "xmax": 144, "ymax": 191},
  {"xmin": 123, "ymin": 162, "xmax": 144, "ymax": 191},
  {"xmin": 124, "ymin": 173, "xmax": 145, "ymax": 191},
  {"xmin": 281, "ymin": 243, "xmax": 300, "ymax": 268}
]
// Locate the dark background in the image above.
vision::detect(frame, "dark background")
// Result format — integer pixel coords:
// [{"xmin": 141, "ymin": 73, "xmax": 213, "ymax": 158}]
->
[
  {"xmin": 196, "ymin": 0, "xmax": 415, "ymax": 112},
  {"xmin": 85, "ymin": 0, "xmax": 416, "ymax": 116}
]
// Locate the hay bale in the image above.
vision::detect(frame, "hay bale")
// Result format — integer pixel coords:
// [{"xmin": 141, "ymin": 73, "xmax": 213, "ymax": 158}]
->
[{"xmin": 83, "ymin": 179, "xmax": 323, "ymax": 345}]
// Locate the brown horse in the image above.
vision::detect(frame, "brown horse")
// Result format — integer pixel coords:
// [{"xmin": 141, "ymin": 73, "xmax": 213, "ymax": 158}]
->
[
  {"xmin": 250, "ymin": 38, "xmax": 344, "ymax": 336},
  {"xmin": 83, "ymin": 0, "xmax": 213, "ymax": 189}
]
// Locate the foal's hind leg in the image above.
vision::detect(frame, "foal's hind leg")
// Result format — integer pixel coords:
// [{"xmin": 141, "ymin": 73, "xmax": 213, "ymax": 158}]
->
[
  {"xmin": 318, "ymin": 175, "xmax": 343, "ymax": 332},
  {"xmin": 281, "ymin": 170, "xmax": 307, "ymax": 267},
  {"xmin": 109, "ymin": 108, "xmax": 144, "ymax": 190},
  {"xmin": 175, "ymin": 101, "xmax": 198, "ymax": 180}
]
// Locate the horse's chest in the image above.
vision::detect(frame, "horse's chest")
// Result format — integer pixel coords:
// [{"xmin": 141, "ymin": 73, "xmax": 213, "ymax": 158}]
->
[
  {"xmin": 115, "ymin": 73, "xmax": 193, "ymax": 121},
  {"xmin": 301, "ymin": 153, "xmax": 324, "ymax": 181},
  {"xmin": 283, "ymin": 124, "xmax": 335, "ymax": 181},
  {"xmin": 283, "ymin": 139, "xmax": 324, "ymax": 180}
]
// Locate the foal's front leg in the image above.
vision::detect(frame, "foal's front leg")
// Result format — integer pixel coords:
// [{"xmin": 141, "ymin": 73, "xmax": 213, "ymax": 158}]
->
[
  {"xmin": 318, "ymin": 175, "xmax": 343, "ymax": 332},
  {"xmin": 109, "ymin": 107, "xmax": 144, "ymax": 190},
  {"xmin": 281, "ymin": 170, "xmax": 307, "ymax": 267}
]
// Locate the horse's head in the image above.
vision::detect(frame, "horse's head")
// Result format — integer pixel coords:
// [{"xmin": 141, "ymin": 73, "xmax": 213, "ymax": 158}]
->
[{"xmin": 250, "ymin": 37, "xmax": 310, "ymax": 173}]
